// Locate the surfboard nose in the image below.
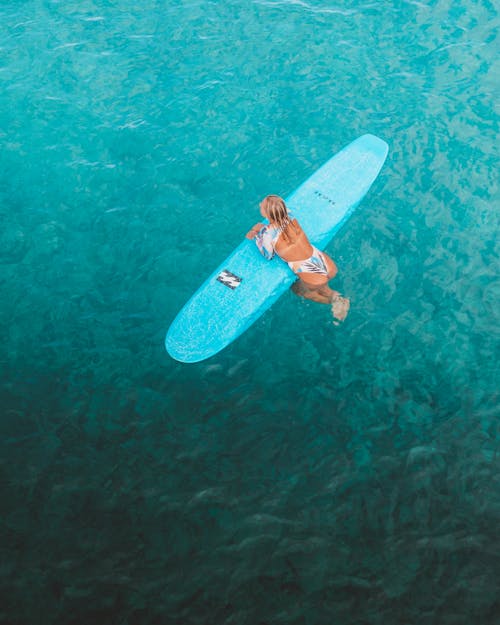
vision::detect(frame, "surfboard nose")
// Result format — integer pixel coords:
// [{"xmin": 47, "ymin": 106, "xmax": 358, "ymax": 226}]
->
[{"xmin": 359, "ymin": 133, "xmax": 389, "ymax": 159}]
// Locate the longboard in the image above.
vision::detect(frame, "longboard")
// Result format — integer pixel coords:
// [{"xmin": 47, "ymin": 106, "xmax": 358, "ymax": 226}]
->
[{"xmin": 166, "ymin": 134, "xmax": 389, "ymax": 363}]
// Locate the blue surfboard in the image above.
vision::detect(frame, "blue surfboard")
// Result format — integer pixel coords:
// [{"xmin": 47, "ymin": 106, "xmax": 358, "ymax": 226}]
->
[{"xmin": 166, "ymin": 134, "xmax": 388, "ymax": 363}]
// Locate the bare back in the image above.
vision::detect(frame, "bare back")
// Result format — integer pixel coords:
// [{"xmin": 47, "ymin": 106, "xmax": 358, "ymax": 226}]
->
[{"xmin": 274, "ymin": 219, "xmax": 314, "ymax": 262}]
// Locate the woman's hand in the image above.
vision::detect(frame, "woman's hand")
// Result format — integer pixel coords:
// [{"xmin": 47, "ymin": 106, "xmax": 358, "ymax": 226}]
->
[{"xmin": 245, "ymin": 223, "xmax": 265, "ymax": 239}]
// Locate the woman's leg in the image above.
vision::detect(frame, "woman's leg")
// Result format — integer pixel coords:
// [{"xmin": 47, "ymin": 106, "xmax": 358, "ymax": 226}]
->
[
  {"xmin": 291, "ymin": 279, "xmax": 339, "ymax": 304},
  {"xmin": 291, "ymin": 275, "xmax": 350, "ymax": 321}
]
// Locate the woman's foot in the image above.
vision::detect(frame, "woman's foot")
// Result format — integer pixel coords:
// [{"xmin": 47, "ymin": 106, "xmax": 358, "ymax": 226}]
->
[{"xmin": 331, "ymin": 292, "xmax": 350, "ymax": 324}]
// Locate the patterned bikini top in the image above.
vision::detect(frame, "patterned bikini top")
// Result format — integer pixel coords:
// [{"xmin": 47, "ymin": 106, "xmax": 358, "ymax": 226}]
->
[
  {"xmin": 255, "ymin": 224, "xmax": 281, "ymax": 260},
  {"xmin": 254, "ymin": 213, "xmax": 294, "ymax": 260}
]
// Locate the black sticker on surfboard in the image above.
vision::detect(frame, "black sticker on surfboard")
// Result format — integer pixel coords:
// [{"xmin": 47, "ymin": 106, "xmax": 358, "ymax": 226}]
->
[
  {"xmin": 217, "ymin": 270, "xmax": 242, "ymax": 289},
  {"xmin": 216, "ymin": 269, "xmax": 242, "ymax": 289}
]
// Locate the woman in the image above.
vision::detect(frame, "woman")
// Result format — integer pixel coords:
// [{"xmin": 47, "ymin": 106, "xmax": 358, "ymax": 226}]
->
[{"xmin": 246, "ymin": 195, "xmax": 350, "ymax": 322}]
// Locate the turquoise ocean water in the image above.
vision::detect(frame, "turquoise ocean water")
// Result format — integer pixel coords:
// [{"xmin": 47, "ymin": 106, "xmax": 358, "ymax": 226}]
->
[{"xmin": 1, "ymin": 1, "xmax": 499, "ymax": 623}]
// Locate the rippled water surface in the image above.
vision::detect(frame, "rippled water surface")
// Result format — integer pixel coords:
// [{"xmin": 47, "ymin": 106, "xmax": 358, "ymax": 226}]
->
[{"xmin": 1, "ymin": 1, "xmax": 499, "ymax": 623}]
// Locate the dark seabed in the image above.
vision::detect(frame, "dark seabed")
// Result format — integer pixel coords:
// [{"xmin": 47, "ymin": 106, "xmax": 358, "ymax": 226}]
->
[{"xmin": 1, "ymin": 0, "xmax": 499, "ymax": 624}]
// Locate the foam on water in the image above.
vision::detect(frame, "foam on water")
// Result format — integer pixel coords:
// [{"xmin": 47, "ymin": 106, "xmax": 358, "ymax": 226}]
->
[{"xmin": 1, "ymin": 0, "xmax": 499, "ymax": 623}]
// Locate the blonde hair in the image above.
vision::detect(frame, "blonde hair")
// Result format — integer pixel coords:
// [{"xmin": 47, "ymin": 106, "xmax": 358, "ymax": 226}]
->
[{"xmin": 261, "ymin": 195, "xmax": 297, "ymax": 242}]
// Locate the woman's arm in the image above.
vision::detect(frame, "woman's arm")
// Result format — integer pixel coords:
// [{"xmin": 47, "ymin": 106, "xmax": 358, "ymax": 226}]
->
[{"xmin": 245, "ymin": 223, "xmax": 266, "ymax": 239}]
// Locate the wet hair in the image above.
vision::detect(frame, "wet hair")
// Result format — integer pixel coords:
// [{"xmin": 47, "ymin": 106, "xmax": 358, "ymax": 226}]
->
[{"xmin": 261, "ymin": 195, "xmax": 298, "ymax": 241}]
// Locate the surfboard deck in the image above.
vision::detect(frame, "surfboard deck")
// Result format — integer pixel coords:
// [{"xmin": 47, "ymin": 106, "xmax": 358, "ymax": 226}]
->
[{"xmin": 166, "ymin": 134, "xmax": 389, "ymax": 363}]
